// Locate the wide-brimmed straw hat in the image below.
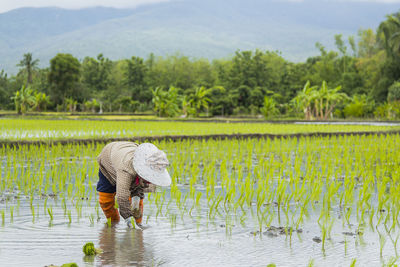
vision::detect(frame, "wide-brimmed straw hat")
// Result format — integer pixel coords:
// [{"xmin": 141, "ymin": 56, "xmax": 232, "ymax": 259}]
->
[{"xmin": 132, "ymin": 143, "xmax": 171, "ymax": 186}]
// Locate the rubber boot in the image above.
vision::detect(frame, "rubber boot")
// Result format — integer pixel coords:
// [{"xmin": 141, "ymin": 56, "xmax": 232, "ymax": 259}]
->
[{"xmin": 98, "ymin": 192, "xmax": 120, "ymax": 222}]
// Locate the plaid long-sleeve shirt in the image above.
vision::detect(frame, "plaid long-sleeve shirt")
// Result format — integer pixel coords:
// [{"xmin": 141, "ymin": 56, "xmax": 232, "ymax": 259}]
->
[{"xmin": 97, "ymin": 141, "xmax": 155, "ymax": 219}]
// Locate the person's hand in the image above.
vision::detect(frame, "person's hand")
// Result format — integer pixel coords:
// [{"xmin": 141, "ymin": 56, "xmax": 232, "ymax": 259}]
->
[
  {"xmin": 125, "ymin": 217, "xmax": 133, "ymax": 228},
  {"xmin": 131, "ymin": 196, "xmax": 144, "ymax": 222},
  {"xmin": 125, "ymin": 217, "xmax": 143, "ymax": 229}
]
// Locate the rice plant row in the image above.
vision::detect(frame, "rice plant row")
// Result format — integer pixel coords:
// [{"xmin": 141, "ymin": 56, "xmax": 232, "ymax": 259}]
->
[
  {"xmin": 0, "ymin": 118, "xmax": 399, "ymax": 141},
  {"xmin": 1, "ymin": 134, "xmax": 400, "ymax": 260}
]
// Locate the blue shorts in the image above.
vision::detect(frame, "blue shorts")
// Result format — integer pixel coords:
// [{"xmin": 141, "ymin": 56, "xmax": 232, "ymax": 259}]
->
[{"xmin": 96, "ymin": 169, "xmax": 116, "ymax": 193}]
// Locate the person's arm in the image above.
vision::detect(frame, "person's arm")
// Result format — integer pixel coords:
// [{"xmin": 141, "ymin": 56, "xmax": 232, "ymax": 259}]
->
[
  {"xmin": 115, "ymin": 169, "xmax": 135, "ymax": 220},
  {"xmin": 143, "ymin": 184, "xmax": 157, "ymax": 193}
]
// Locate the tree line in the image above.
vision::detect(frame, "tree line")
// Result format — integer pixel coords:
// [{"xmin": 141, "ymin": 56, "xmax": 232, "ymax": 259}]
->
[{"xmin": 1, "ymin": 12, "xmax": 400, "ymax": 119}]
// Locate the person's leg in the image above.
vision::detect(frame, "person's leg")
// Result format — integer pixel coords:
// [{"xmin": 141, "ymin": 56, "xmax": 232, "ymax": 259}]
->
[
  {"xmin": 98, "ymin": 192, "xmax": 120, "ymax": 222},
  {"xmin": 97, "ymin": 169, "xmax": 119, "ymax": 222}
]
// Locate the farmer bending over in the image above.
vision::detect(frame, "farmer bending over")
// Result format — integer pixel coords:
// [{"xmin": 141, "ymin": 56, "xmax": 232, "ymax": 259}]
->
[{"xmin": 96, "ymin": 142, "xmax": 171, "ymax": 227}]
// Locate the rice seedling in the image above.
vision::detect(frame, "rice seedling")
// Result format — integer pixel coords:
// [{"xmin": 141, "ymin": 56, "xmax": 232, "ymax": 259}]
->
[
  {"xmin": 47, "ymin": 207, "xmax": 54, "ymax": 222},
  {"xmin": 9, "ymin": 206, "xmax": 13, "ymax": 223},
  {"xmin": 1, "ymin": 117, "xmax": 398, "ymax": 141},
  {"xmin": 1, "ymin": 209, "xmax": 4, "ymax": 226},
  {"xmin": 1, "ymin": 129, "xmax": 400, "ymax": 265},
  {"xmin": 377, "ymin": 227, "xmax": 387, "ymax": 258},
  {"xmin": 130, "ymin": 217, "xmax": 136, "ymax": 229},
  {"xmin": 89, "ymin": 214, "xmax": 94, "ymax": 225},
  {"xmin": 82, "ymin": 242, "xmax": 102, "ymax": 256},
  {"xmin": 67, "ymin": 210, "xmax": 72, "ymax": 224},
  {"xmin": 384, "ymin": 257, "xmax": 399, "ymax": 267}
]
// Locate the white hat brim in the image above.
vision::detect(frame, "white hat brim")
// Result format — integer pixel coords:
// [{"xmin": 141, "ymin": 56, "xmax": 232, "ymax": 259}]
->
[{"xmin": 132, "ymin": 143, "xmax": 171, "ymax": 186}]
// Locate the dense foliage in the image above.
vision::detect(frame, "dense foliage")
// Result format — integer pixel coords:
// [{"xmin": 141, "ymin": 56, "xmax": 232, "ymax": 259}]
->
[{"xmin": 1, "ymin": 12, "xmax": 400, "ymax": 119}]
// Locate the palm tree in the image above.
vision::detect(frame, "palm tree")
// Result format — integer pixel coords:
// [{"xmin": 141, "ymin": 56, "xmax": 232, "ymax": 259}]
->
[
  {"xmin": 65, "ymin": 97, "xmax": 78, "ymax": 112},
  {"xmin": 260, "ymin": 96, "xmax": 279, "ymax": 119},
  {"xmin": 182, "ymin": 95, "xmax": 195, "ymax": 117},
  {"xmin": 378, "ymin": 12, "xmax": 400, "ymax": 58},
  {"xmin": 11, "ymin": 91, "xmax": 21, "ymax": 114},
  {"xmin": 151, "ymin": 87, "xmax": 166, "ymax": 117},
  {"xmin": 187, "ymin": 86, "xmax": 212, "ymax": 117},
  {"xmin": 292, "ymin": 81, "xmax": 348, "ymax": 120},
  {"xmin": 33, "ymin": 92, "xmax": 51, "ymax": 112},
  {"xmin": 151, "ymin": 86, "xmax": 181, "ymax": 117},
  {"xmin": 84, "ymin": 99, "xmax": 100, "ymax": 113},
  {"xmin": 11, "ymin": 85, "xmax": 35, "ymax": 114},
  {"xmin": 17, "ymin": 53, "xmax": 39, "ymax": 85},
  {"xmin": 314, "ymin": 81, "xmax": 329, "ymax": 119},
  {"xmin": 322, "ymin": 83, "xmax": 349, "ymax": 119},
  {"xmin": 291, "ymin": 81, "xmax": 318, "ymax": 120}
]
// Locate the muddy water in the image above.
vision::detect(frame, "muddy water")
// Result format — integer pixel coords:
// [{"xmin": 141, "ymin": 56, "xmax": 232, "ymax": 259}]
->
[{"xmin": 0, "ymin": 191, "xmax": 397, "ymax": 267}]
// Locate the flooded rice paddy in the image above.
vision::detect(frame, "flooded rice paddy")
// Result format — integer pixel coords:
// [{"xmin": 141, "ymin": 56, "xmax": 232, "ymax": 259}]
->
[
  {"xmin": 1, "ymin": 195, "xmax": 398, "ymax": 266},
  {"xmin": 294, "ymin": 121, "xmax": 400, "ymax": 127},
  {"xmin": 1, "ymin": 118, "xmax": 400, "ymax": 141},
  {"xmin": 1, "ymin": 135, "xmax": 400, "ymax": 266}
]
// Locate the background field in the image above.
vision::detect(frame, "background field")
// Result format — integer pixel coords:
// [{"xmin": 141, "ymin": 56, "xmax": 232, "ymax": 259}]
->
[{"xmin": 1, "ymin": 117, "xmax": 399, "ymax": 142}]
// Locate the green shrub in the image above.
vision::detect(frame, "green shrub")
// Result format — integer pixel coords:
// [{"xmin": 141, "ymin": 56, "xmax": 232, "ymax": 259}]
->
[
  {"xmin": 343, "ymin": 95, "xmax": 374, "ymax": 118},
  {"xmin": 387, "ymin": 81, "xmax": 400, "ymax": 102},
  {"xmin": 374, "ymin": 103, "xmax": 389, "ymax": 119},
  {"xmin": 389, "ymin": 101, "xmax": 400, "ymax": 119},
  {"xmin": 232, "ymin": 106, "xmax": 249, "ymax": 115},
  {"xmin": 374, "ymin": 101, "xmax": 400, "ymax": 119}
]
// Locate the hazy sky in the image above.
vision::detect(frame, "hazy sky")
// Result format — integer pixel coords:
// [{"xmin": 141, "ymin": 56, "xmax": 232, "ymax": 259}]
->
[
  {"xmin": 0, "ymin": 0, "xmax": 170, "ymax": 13},
  {"xmin": 0, "ymin": 0, "xmax": 399, "ymax": 13}
]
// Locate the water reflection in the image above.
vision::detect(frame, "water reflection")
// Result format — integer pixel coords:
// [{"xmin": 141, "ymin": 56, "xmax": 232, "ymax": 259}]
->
[{"xmin": 95, "ymin": 225, "xmax": 153, "ymax": 267}]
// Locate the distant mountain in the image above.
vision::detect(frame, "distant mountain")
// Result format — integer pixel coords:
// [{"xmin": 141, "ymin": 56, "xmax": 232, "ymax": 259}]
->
[{"xmin": 0, "ymin": 0, "xmax": 399, "ymax": 74}]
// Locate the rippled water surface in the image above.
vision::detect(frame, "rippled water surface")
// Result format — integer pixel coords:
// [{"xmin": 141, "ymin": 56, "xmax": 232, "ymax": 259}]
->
[
  {"xmin": 1, "ymin": 136, "xmax": 399, "ymax": 266},
  {"xmin": 0, "ymin": 195, "xmax": 398, "ymax": 267}
]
